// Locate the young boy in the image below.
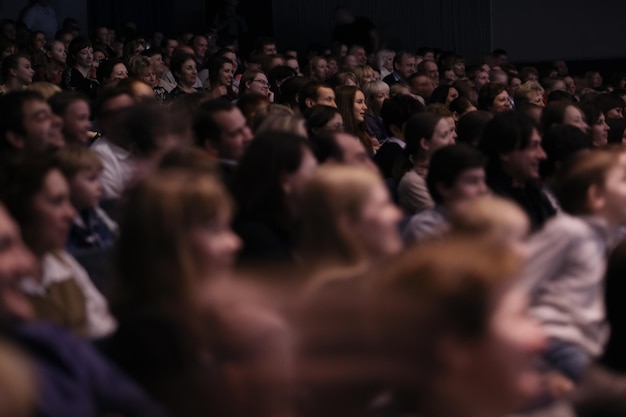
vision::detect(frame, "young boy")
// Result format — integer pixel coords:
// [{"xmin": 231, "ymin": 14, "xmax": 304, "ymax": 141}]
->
[
  {"xmin": 56, "ymin": 145, "xmax": 117, "ymax": 254},
  {"xmin": 521, "ymin": 146, "xmax": 626, "ymax": 382}
]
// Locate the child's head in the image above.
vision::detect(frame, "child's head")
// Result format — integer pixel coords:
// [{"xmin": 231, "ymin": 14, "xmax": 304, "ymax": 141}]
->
[
  {"xmin": 554, "ymin": 146, "xmax": 626, "ymax": 225},
  {"xmin": 55, "ymin": 145, "xmax": 103, "ymax": 210}
]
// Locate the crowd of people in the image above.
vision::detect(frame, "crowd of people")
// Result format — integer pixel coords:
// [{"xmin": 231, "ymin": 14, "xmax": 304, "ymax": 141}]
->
[{"xmin": 2, "ymin": 3, "xmax": 626, "ymax": 416}]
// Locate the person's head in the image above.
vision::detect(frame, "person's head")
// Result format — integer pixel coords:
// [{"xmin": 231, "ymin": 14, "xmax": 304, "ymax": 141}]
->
[
  {"xmin": 429, "ymin": 85, "xmax": 460, "ymax": 106},
  {"xmin": 455, "ymin": 110, "xmax": 493, "ymax": 147},
  {"xmin": 250, "ymin": 103, "xmax": 293, "ymax": 132},
  {"xmin": 595, "ymin": 93, "xmax": 624, "ymax": 120},
  {"xmin": 479, "ymin": 111, "xmax": 545, "ymax": 184},
  {"xmin": 607, "ymin": 118, "xmax": 626, "ymax": 145},
  {"xmin": 393, "ymin": 51, "xmax": 416, "ymax": 81},
  {"xmin": 96, "ymin": 57, "xmax": 128, "ymax": 88},
  {"xmin": 362, "ymin": 80, "xmax": 389, "ymax": 116},
  {"xmin": 208, "ymin": 56, "xmax": 234, "ymax": 89},
  {"xmin": 94, "ymin": 86, "xmax": 136, "ymax": 138},
  {"xmin": 309, "ymin": 56, "xmax": 329, "ymax": 82},
  {"xmin": 114, "ymin": 169, "xmax": 240, "ymax": 319},
  {"xmin": 44, "ymin": 40, "xmax": 66, "ymax": 65},
  {"xmin": 170, "ymin": 52, "xmax": 197, "ymax": 88},
  {"xmin": 478, "ymin": 83, "xmax": 511, "ymax": 113},
  {"xmin": 299, "ymin": 81, "xmax": 336, "ymax": 114},
  {"xmin": 540, "ymin": 101, "xmax": 588, "ymax": 133},
  {"xmin": 469, "ymin": 67, "xmax": 490, "ymax": 92},
  {"xmin": 539, "ymin": 124, "xmax": 592, "ymax": 181},
  {"xmin": 377, "ymin": 49, "xmax": 395, "ymax": 72},
  {"xmin": 237, "ymin": 93, "xmax": 271, "ymax": 128},
  {"xmin": 554, "ymin": 147, "xmax": 626, "ymax": 226},
  {"xmin": 298, "ymin": 165, "xmax": 402, "ymax": 266},
  {"xmin": 579, "ymin": 101, "xmax": 610, "ymax": 147},
  {"xmin": 585, "ymin": 70, "xmax": 603, "ymax": 89},
  {"xmin": 255, "ymin": 113, "xmax": 307, "ymax": 137},
  {"xmin": 0, "ymin": 91, "xmax": 64, "ymax": 153},
  {"xmin": 163, "ymin": 38, "xmax": 178, "ymax": 59},
  {"xmin": 193, "ymin": 100, "xmax": 253, "ymax": 161},
  {"xmin": 67, "ymin": 37, "xmax": 92, "ymax": 69},
  {"xmin": 348, "ymin": 45, "xmax": 367, "ymax": 66},
  {"xmin": 427, "ymin": 144, "xmax": 488, "ymax": 206},
  {"xmin": 409, "ymin": 73, "xmax": 435, "ymax": 100},
  {"xmin": 48, "ymin": 92, "xmax": 92, "ymax": 145},
  {"xmin": 380, "ymin": 94, "xmax": 425, "ymax": 140},
  {"xmin": 1, "ymin": 54, "xmax": 34, "ymax": 89},
  {"xmin": 1, "ymin": 153, "xmax": 76, "ymax": 257},
  {"xmin": 417, "ymin": 59, "xmax": 439, "ymax": 84},
  {"xmin": 278, "ymin": 75, "xmax": 311, "ymax": 112},
  {"xmin": 335, "ymin": 85, "xmax": 367, "ymax": 134},
  {"xmin": 190, "ymin": 34, "xmax": 209, "ymax": 61},
  {"xmin": 310, "ymin": 130, "xmax": 376, "ymax": 172},
  {"xmin": 256, "ymin": 37, "xmax": 277, "ymax": 56},
  {"xmin": 128, "ymin": 55, "xmax": 158, "ymax": 88},
  {"xmin": 404, "ymin": 112, "xmax": 455, "ymax": 167},
  {"xmin": 514, "ymin": 81, "xmax": 545, "ymax": 108},
  {"xmin": 55, "ymin": 145, "xmax": 103, "ymax": 210},
  {"xmin": 304, "ymin": 105, "xmax": 344, "ymax": 137},
  {"xmin": 449, "ymin": 96, "xmax": 477, "ymax": 120},
  {"xmin": 353, "ymin": 65, "xmax": 375, "ymax": 87},
  {"xmin": 0, "ymin": 37, "xmax": 17, "ymax": 60},
  {"xmin": 329, "ymin": 70, "xmax": 358, "ymax": 89},
  {"xmin": 240, "ymin": 70, "xmax": 270, "ymax": 97}
]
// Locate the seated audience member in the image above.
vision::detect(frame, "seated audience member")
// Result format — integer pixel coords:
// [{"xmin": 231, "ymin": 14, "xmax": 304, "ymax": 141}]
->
[
  {"xmin": 60, "ymin": 37, "xmax": 99, "ymax": 100},
  {"xmin": 237, "ymin": 93, "xmax": 271, "ymax": 128},
  {"xmin": 382, "ymin": 50, "xmax": 416, "ymax": 86},
  {"xmin": 90, "ymin": 87, "xmax": 137, "ymax": 200},
  {"xmin": 232, "ymin": 132, "xmax": 317, "ymax": 267},
  {"xmin": 455, "ymin": 110, "xmax": 493, "ymax": 147},
  {"xmin": 142, "ymin": 47, "xmax": 175, "ymax": 92},
  {"xmin": 521, "ymin": 147, "xmax": 626, "ymax": 382},
  {"xmin": 546, "ymin": 90, "xmax": 575, "ymax": 104},
  {"xmin": 309, "ymin": 56, "xmax": 330, "ymax": 82},
  {"xmin": 207, "ymin": 56, "xmax": 236, "ymax": 100},
  {"xmin": 267, "ymin": 65, "xmax": 297, "ymax": 102},
  {"xmin": 127, "ymin": 55, "xmax": 169, "ymax": 104},
  {"xmin": 96, "ymin": 58, "xmax": 129, "ymax": 90},
  {"xmin": 298, "ymin": 81, "xmax": 337, "ymax": 114},
  {"xmin": 48, "ymin": 91, "xmax": 94, "ymax": 145},
  {"xmin": 514, "ymin": 81, "xmax": 546, "ymax": 108},
  {"xmin": 478, "ymin": 82, "xmax": 512, "ymax": 113},
  {"xmin": 251, "ymin": 103, "xmax": 293, "ymax": 131},
  {"xmin": 297, "ymin": 165, "xmax": 402, "ymax": 278},
  {"xmin": 448, "ymin": 96, "xmax": 477, "ymax": 120},
  {"xmin": 428, "ymin": 84, "xmax": 460, "ymax": 106},
  {"xmin": 374, "ymin": 94, "xmax": 424, "ymax": 178},
  {"xmin": 540, "ymin": 101, "xmax": 589, "ymax": 133},
  {"xmin": 478, "ymin": 111, "xmax": 555, "ymax": 230},
  {"xmin": 1, "ymin": 54, "xmax": 35, "ymax": 93},
  {"xmin": 0, "ymin": 203, "xmax": 169, "ymax": 416},
  {"xmin": 0, "ymin": 154, "xmax": 115, "ymax": 339},
  {"xmin": 255, "ymin": 113, "xmax": 307, "ymax": 137},
  {"xmin": 594, "ymin": 93, "xmax": 624, "ymax": 120},
  {"xmin": 335, "ymin": 85, "xmax": 377, "ymax": 154},
  {"xmin": 239, "ymin": 69, "xmax": 272, "ymax": 101},
  {"xmin": 56, "ymin": 145, "xmax": 117, "ymax": 254},
  {"xmin": 0, "ymin": 91, "xmax": 64, "ymax": 163},
  {"xmin": 607, "ymin": 118, "xmax": 626, "ymax": 145},
  {"xmin": 168, "ymin": 52, "xmax": 201, "ymax": 99},
  {"xmin": 353, "ymin": 65, "xmax": 375, "ymax": 87},
  {"xmin": 362, "ymin": 80, "xmax": 390, "ymax": 141},
  {"xmin": 396, "ymin": 112, "xmax": 455, "ymax": 214},
  {"xmin": 309, "ymin": 130, "xmax": 377, "ymax": 171},
  {"xmin": 25, "ymin": 82, "xmax": 62, "ymax": 100},
  {"xmin": 403, "ymin": 144, "xmax": 488, "ymax": 244},
  {"xmin": 35, "ymin": 40, "xmax": 66, "ymax": 85},
  {"xmin": 303, "ymin": 105, "xmax": 344, "ymax": 137},
  {"xmin": 329, "ymin": 70, "xmax": 358, "ymax": 89},
  {"xmin": 579, "ymin": 101, "xmax": 610, "ymax": 147},
  {"xmin": 409, "ymin": 73, "xmax": 434, "ymax": 102},
  {"xmin": 277, "ymin": 75, "xmax": 311, "ymax": 114}
]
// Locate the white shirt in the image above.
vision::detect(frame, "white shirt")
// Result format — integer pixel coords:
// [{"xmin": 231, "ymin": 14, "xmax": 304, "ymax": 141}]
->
[{"xmin": 91, "ymin": 137, "xmax": 135, "ymax": 200}]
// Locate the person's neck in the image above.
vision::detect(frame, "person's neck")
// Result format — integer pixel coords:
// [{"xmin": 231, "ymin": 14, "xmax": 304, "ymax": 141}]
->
[
  {"xmin": 5, "ymin": 78, "xmax": 23, "ymax": 92},
  {"xmin": 75, "ymin": 64, "xmax": 90, "ymax": 78},
  {"xmin": 178, "ymin": 82, "xmax": 195, "ymax": 92}
]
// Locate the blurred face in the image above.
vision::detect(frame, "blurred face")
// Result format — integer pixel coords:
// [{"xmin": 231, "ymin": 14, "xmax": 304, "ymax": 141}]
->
[
  {"xmin": 29, "ymin": 169, "xmax": 76, "ymax": 253},
  {"xmin": 1, "ymin": 45, "xmax": 17, "ymax": 59},
  {"xmin": 502, "ymin": 128, "xmax": 546, "ymax": 183},
  {"xmin": 70, "ymin": 168, "xmax": 103, "ymax": 210},
  {"xmin": 212, "ymin": 108, "xmax": 253, "ymax": 161},
  {"xmin": 96, "ymin": 27, "xmax": 109, "ymax": 44},
  {"xmin": 193, "ymin": 36, "xmax": 208, "ymax": 59},
  {"xmin": 453, "ymin": 60, "xmax": 465, "ymax": 77},
  {"xmin": 189, "ymin": 211, "xmax": 242, "ymax": 276},
  {"xmin": 412, "ymin": 75, "xmax": 434, "ymax": 99},
  {"xmin": 247, "ymin": 73, "xmax": 269, "ymax": 96},
  {"xmin": 34, "ymin": 33, "xmax": 46, "ymax": 50},
  {"xmin": 62, "ymin": 100, "xmax": 91, "ymax": 144},
  {"xmin": 440, "ymin": 167, "xmax": 488, "ymax": 203},
  {"xmin": 361, "ymin": 69, "xmax": 375, "ymax": 85},
  {"xmin": 93, "ymin": 50, "xmax": 106, "ymax": 68},
  {"xmin": 60, "ymin": 33, "xmax": 73, "ymax": 50},
  {"xmin": 423, "ymin": 60, "xmax": 439, "ymax": 82},
  {"xmin": 373, "ymin": 89, "xmax": 389, "ymax": 111},
  {"xmin": 286, "ymin": 58, "xmax": 301, "ymax": 76},
  {"xmin": 563, "ymin": 105, "xmax": 589, "ymax": 133},
  {"xmin": 423, "ymin": 118, "xmax": 456, "ymax": 159},
  {"xmin": 351, "ymin": 182, "xmax": 403, "ymax": 259},
  {"xmin": 315, "ymin": 87, "xmax": 336, "ymax": 108},
  {"xmin": 149, "ymin": 53, "xmax": 167, "ymax": 76},
  {"xmin": 164, "ymin": 39, "xmax": 178, "ymax": 57},
  {"xmin": 13, "ymin": 57, "xmax": 34, "ymax": 85},
  {"xmin": 313, "ymin": 58, "xmax": 329, "ymax": 81},
  {"xmin": 75, "ymin": 46, "xmax": 93, "ymax": 68},
  {"xmin": 140, "ymin": 67, "xmax": 158, "ymax": 88},
  {"xmin": 110, "ymin": 63, "xmax": 128, "ymax": 80},
  {"xmin": 509, "ymin": 77, "xmax": 522, "ymax": 91},
  {"xmin": 591, "ymin": 113, "xmax": 610, "ymax": 147},
  {"xmin": 590, "ymin": 72, "xmax": 602, "ymax": 88},
  {"xmin": 262, "ymin": 43, "xmax": 277, "ymax": 55},
  {"xmin": 383, "ymin": 53, "xmax": 394, "ymax": 71},
  {"xmin": 177, "ymin": 59, "xmax": 197, "ymax": 87},
  {"xmin": 395, "ymin": 54, "xmax": 416, "ymax": 80},
  {"xmin": 353, "ymin": 91, "xmax": 367, "ymax": 123},
  {"xmin": 335, "ymin": 132, "xmax": 376, "ymax": 170},
  {"xmin": 606, "ymin": 107, "xmax": 623, "ymax": 119},
  {"xmin": 20, "ymin": 99, "xmax": 64, "ymax": 150},
  {"xmin": 475, "ymin": 71, "xmax": 490, "ymax": 91},
  {"xmin": 223, "ymin": 51, "xmax": 237, "ymax": 73},
  {"xmin": 445, "ymin": 87, "xmax": 459, "ymax": 105},
  {"xmin": 492, "ymin": 90, "xmax": 512, "ymax": 113},
  {"xmin": 564, "ymin": 76, "xmax": 576, "ymax": 96},
  {"xmin": 344, "ymin": 55, "xmax": 357, "ymax": 70},
  {"xmin": 526, "ymin": 91, "xmax": 544, "ymax": 107},
  {"xmin": 0, "ymin": 207, "xmax": 35, "ymax": 320},
  {"xmin": 323, "ymin": 113, "xmax": 344, "ymax": 132},
  {"xmin": 600, "ymin": 153, "xmax": 626, "ymax": 226},
  {"xmin": 218, "ymin": 62, "xmax": 234, "ymax": 87}
]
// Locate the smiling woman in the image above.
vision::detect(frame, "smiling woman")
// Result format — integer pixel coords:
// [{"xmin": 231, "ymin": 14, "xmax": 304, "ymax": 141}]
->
[{"xmin": 335, "ymin": 85, "xmax": 376, "ymax": 155}]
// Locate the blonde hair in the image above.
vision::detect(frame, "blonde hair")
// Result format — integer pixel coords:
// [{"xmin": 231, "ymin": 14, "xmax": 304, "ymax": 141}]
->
[
  {"xmin": 255, "ymin": 113, "xmax": 305, "ymax": 137},
  {"xmin": 353, "ymin": 65, "xmax": 374, "ymax": 87},
  {"xmin": 127, "ymin": 55, "xmax": 153, "ymax": 77},
  {"xmin": 251, "ymin": 103, "xmax": 293, "ymax": 131},
  {"xmin": 25, "ymin": 82, "xmax": 61, "ymax": 100},
  {"xmin": 514, "ymin": 81, "xmax": 545, "ymax": 103},
  {"xmin": 56, "ymin": 144, "xmax": 103, "ymax": 178}
]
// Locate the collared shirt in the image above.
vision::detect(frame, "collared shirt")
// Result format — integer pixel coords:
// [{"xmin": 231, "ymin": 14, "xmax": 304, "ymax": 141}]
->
[{"xmin": 91, "ymin": 137, "xmax": 135, "ymax": 200}]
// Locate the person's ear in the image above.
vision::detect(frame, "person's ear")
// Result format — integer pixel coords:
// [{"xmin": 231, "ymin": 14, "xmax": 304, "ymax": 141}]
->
[
  {"xmin": 304, "ymin": 97, "xmax": 315, "ymax": 108},
  {"xmin": 419, "ymin": 137, "xmax": 429, "ymax": 153},
  {"xmin": 436, "ymin": 181, "xmax": 453, "ymax": 202},
  {"xmin": 5, "ymin": 131, "xmax": 25, "ymax": 150},
  {"xmin": 587, "ymin": 183, "xmax": 605, "ymax": 213}
]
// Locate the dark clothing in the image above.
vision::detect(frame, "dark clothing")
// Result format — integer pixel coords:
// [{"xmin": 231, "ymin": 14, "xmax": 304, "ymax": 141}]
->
[
  {"xmin": 233, "ymin": 218, "xmax": 295, "ymax": 267},
  {"xmin": 67, "ymin": 208, "xmax": 116, "ymax": 255},
  {"xmin": 332, "ymin": 16, "xmax": 376, "ymax": 52},
  {"xmin": 1, "ymin": 321, "xmax": 169, "ymax": 417},
  {"xmin": 374, "ymin": 140, "xmax": 404, "ymax": 179},
  {"xmin": 487, "ymin": 170, "xmax": 556, "ymax": 231},
  {"xmin": 365, "ymin": 113, "xmax": 388, "ymax": 142},
  {"xmin": 60, "ymin": 67, "xmax": 99, "ymax": 101},
  {"xmin": 383, "ymin": 71, "xmax": 404, "ymax": 87},
  {"xmin": 167, "ymin": 86, "xmax": 201, "ymax": 101}
]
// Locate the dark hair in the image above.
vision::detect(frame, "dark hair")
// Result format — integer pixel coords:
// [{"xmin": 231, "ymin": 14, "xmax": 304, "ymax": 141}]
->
[
  {"xmin": 607, "ymin": 118, "xmax": 626, "ymax": 145},
  {"xmin": 478, "ymin": 111, "xmax": 540, "ymax": 174},
  {"xmin": 67, "ymin": 36, "xmax": 91, "ymax": 67},
  {"xmin": 0, "ymin": 53, "xmax": 30, "ymax": 82},
  {"xmin": 601, "ymin": 239, "xmax": 626, "ymax": 372},
  {"xmin": 309, "ymin": 130, "xmax": 344, "ymax": 163},
  {"xmin": 541, "ymin": 101, "xmax": 574, "ymax": 132},
  {"xmin": 448, "ymin": 96, "xmax": 475, "ymax": 116},
  {"xmin": 232, "ymin": 131, "xmax": 311, "ymax": 232},
  {"xmin": 428, "ymin": 85, "xmax": 456, "ymax": 105},
  {"xmin": 393, "ymin": 51, "xmax": 412, "ymax": 68},
  {"xmin": 546, "ymin": 90, "xmax": 575, "ymax": 104},
  {"xmin": 379, "ymin": 95, "xmax": 422, "ymax": 136},
  {"xmin": 48, "ymin": 91, "xmax": 91, "ymax": 117},
  {"xmin": 579, "ymin": 101, "xmax": 603, "ymax": 127},
  {"xmin": 93, "ymin": 86, "xmax": 135, "ymax": 119},
  {"xmin": 142, "ymin": 47, "xmax": 163, "ymax": 58},
  {"xmin": 427, "ymin": 144, "xmax": 486, "ymax": 204},
  {"xmin": 278, "ymin": 76, "xmax": 311, "ymax": 110},
  {"xmin": 208, "ymin": 56, "xmax": 233, "ymax": 86},
  {"xmin": 96, "ymin": 57, "xmax": 125, "ymax": 84},
  {"xmin": 118, "ymin": 103, "xmax": 172, "ymax": 157},
  {"xmin": 397, "ymin": 112, "xmax": 443, "ymax": 178},
  {"xmin": 303, "ymin": 105, "xmax": 342, "ymax": 137},
  {"xmin": 0, "ymin": 90, "xmax": 45, "ymax": 152},
  {"xmin": 540, "ymin": 124, "xmax": 592, "ymax": 179},
  {"xmin": 193, "ymin": 99, "xmax": 235, "ymax": 148},
  {"xmin": 170, "ymin": 53, "xmax": 196, "ymax": 81},
  {"xmin": 594, "ymin": 93, "xmax": 624, "ymax": 118},
  {"xmin": 456, "ymin": 110, "xmax": 493, "ymax": 147},
  {"xmin": 477, "ymin": 82, "xmax": 507, "ymax": 111},
  {"xmin": 268, "ymin": 65, "xmax": 296, "ymax": 101},
  {"xmin": 298, "ymin": 81, "xmax": 322, "ymax": 114}
]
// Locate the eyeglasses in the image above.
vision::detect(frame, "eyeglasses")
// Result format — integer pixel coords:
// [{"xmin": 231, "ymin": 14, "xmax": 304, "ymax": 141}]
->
[{"xmin": 253, "ymin": 79, "xmax": 270, "ymax": 86}]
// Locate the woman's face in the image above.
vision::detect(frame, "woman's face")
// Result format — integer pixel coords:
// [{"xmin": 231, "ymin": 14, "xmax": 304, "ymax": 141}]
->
[
  {"xmin": 606, "ymin": 106, "xmax": 624, "ymax": 119},
  {"xmin": 313, "ymin": 59, "xmax": 329, "ymax": 81},
  {"xmin": 92, "ymin": 50, "xmax": 106, "ymax": 68},
  {"xmin": 223, "ymin": 52, "xmax": 237, "ymax": 73},
  {"xmin": 29, "ymin": 169, "xmax": 76, "ymax": 253},
  {"xmin": 350, "ymin": 182, "xmax": 403, "ymax": 259},
  {"xmin": 509, "ymin": 77, "xmax": 522, "ymax": 92},
  {"xmin": 141, "ymin": 67, "xmax": 158, "ymax": 88},
  {"xmin": 563, "ymin": 105, "xmax": 589, "ymax": 133},
  {"xmin": 372, "ymin": 89, "xmax": 389, "ymax": 112},
  {"xmin": 361, "ymin": 70, "xmax": 375, "ymax": 85},
  {"xmin": 75, "ymin": 46, "xmax": 93, "ymax": 68},
  {"xmin": 14, "ymin": 57, "xmax": 34, "ymax": 85},
  {"xmin": 453, "ymin": 60, "xmax": 465, "ymax": 76},
  {"xmin": 323, "ymin": 113, "xmax": 344, "ymax": 132},
  {"xmin": 110, "ymin": 63, "xmax": 128, "ymax": 80},
  {"xmin": 327, "ymin": 59, "xmax": 338, "ymax": 77},
  {"xmin": 563, "ymin": 76, "xmax": 576, "ymax": 96},
  {"xmin": 218, "ymin": 62, "xmax": 234, "ymax": 87},
  {"xmin": 590, "ymin": 72, "xmax": 603, "ymax": 88},
  {"xmin": 48, "ymin": 41, "xmax": 67, "ymax": 64},
  {"xmin": 425, "ymin": 118, "xmax": 456, "ymax": 157},
  {"xmin": 177, "ymin": 59, "xmax": 197, "ymax": 87},
  {"xmin": 445, "ymin": 87, "xmax": 459, "ymax": 105},
  {"xmin": 34, "ymin": 33, "xmax": 46, "ymax": 50},
  {"xmin": 62, "ymin": 100, "xmax": 92, "ymax": 144},
  {"xmin": 591, "ymin": 113, "xmax": 610, "ymax": 147},
  {"xmin": 383, "ymin": 53, "xmax": 394, "ymax": 71},
  {"xmin": 189, "ymin": 212, "xmax": 242, "ymax": 277},
  {"xmin": 352, "ymin": 90, "xmax": 368, "ymax": 123},
  {"xmin": 247, "ymin": 73, "xmax": 269, "ymax": 96},
  {"xmin": 492, "ymin": 90, "xmax": 512, "ymax": 113}
]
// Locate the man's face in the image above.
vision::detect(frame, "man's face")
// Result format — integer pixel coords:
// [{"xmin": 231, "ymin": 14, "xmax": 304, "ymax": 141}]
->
[
  {"xmin": 395, "ymin": 54, "xmax": 416, "ymax": 80},
  {"xmin": 502, "ymin": 128, "xmax": 546, "ymax": 184},
  {"xmin": 212, "ymin": 108, "xmax": 253, "ymax": 161},
  {"xmin": 314, "ymin": 87, "xmax": 337, "ymax": 108},
  {"xmin": 335, "ymin": 132, "xmax": 377, "ymax": 171},
  {"xmin": 411, "ymin": 75, "xmax": 434, "ymax": 99},
  {"xmin": 193, "ymin": 36, "xmax": 208, "ymax": 60},
  {"xmin": 475, "ymin": 71, "xmax": 490, "ymax": 91},
  {"xmin": 262, "ymin": 43, "xmax": 277, "ymax": 55},
  {"xmin": 17, "ymin": 99, "xmax": 64, "ymax": 151},
  {"xmin": 353, "ymin": 47, "xmax": 367, "ymax": 66},
  {"xmin": 423, "ymin": 60, "xmax": 439, "ymax": 82}
]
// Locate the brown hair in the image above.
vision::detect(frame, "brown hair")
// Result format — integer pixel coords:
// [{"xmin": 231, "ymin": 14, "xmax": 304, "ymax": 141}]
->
[{"xmin": 55, "ymin": 144, "xmax": 102, "ymax": 178}]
